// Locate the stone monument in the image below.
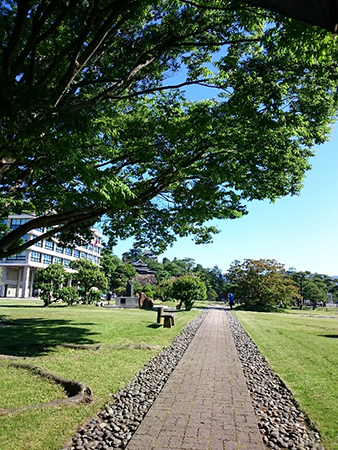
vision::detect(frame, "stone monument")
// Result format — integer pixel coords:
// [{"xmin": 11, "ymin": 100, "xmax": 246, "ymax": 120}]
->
[{"xmin": 115, "ymin": 280, "xmax": 139, "ymax": 308}]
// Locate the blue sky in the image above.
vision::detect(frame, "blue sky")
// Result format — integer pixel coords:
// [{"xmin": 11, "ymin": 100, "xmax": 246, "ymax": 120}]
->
[{"xmin": 112, "ymin": 123, "xmax": 338, "ymax": 276}]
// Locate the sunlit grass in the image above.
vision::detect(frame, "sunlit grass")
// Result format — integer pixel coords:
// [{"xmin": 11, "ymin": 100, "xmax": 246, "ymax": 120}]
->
[
  {"xmin": 0, "ymin": 364, "xmax": 67, "ymax": 409},
  {"xmin": 286, "ymin": 306, "xmax": 338, "ymax": 316},
  {"xmin": 0, "ymin": 299, "xmax": 201, "ymax": 450},
  {"xmin": 233, "ymin": 310, "xmax": 338, "ymax": 450}
]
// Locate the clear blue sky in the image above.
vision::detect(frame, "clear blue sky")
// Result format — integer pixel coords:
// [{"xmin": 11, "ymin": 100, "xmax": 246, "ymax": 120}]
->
[{"xmin": 111, "ymin": 78, "xmax": 338, "ymax": 277}]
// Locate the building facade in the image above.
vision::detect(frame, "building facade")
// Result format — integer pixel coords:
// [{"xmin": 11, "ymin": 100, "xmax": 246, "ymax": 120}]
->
[
  {"xmin": 0, "ymin": 215, "xmax": 103, "ymax": 298},
  {"xmin": 132, "ymin": 259, "xmax": 157, "ymax": 286}
]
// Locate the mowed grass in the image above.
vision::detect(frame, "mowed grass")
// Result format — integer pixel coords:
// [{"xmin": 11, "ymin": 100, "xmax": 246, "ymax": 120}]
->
[
  {"xmin": 0, "ymin": 299, "xmax": 201, "ymax": 450},
  {"xmin": 233, "ymin": 310, "xmax": 338, "ymax": 450},
  {"xmin": 287, "ymin": 307, "xmax": 338, "ymax": 317}
]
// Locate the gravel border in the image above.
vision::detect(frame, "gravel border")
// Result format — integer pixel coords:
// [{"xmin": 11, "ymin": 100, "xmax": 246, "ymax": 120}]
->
[{"xmin": 227, "ymin": 311, "xmax": 325, "ymax": 450}]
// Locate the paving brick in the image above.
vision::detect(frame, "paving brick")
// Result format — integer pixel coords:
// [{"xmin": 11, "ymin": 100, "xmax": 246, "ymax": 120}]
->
[{"xmin": 125, "ymin": 307, "xmax": 264, "ymax": 450}]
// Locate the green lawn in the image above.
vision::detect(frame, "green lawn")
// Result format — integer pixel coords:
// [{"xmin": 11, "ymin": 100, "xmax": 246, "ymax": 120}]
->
[
  {"xmin": 0, "ymin": 299, "xmax": 201, "ymax": 450},
  {"xmin": 286, "ymin": 306, "xmax": 338, "ymax": 317},
  {"xmin": 233, "ymin": 310, "xmax": 338, "ymax": 450},
  {"xmin": 2, "ymin": 300, "xmax": 337, "ymax": 450}
]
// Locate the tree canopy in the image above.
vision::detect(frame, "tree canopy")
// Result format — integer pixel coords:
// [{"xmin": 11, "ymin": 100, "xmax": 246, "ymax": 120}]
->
[
  {"xmin": 226, "ymin": 258, "xmax": 301, "ymax": 310},
  {"xmin": 1, "ymin": 1, "xmax": 338, "ymax": 258},
  {"xmin": 288, "ymin": 270, "xmax": 335, "ymax": 307}
]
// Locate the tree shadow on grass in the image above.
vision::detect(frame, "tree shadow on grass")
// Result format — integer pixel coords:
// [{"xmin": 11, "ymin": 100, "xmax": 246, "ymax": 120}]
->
[
  {"xmin": 0, "ymin": 302, "xmax": 47, "ymax": 308},
  {"xmin": 0, "ymin": 316, "xmax": 98, "ymax": 357},
  {"xmin": 318, "ymin": 334, "xmax": 338, "ymax": 339}
]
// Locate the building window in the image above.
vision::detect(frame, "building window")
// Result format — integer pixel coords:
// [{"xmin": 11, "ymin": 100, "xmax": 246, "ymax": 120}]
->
[
  {"xmin": 36, "ymin": 227, "xmax": 44, "ymax": 232},
  {"xmin": 44, "ymin": 240, "xmax": 54, "ymax": 251},
  {"xmin": 43, "ymin": 254, "xmax": 52, "ymax": 265},
  {"xmin": 30, "ymin": 251, "xmax": 41, "ymax": 262},
  {"xmin": 88, "ymin": 244, "xmax": 93, "ymax": 252},
  {"xmin": 88, "ymin": 254, "xmax": 93, "ymax": 261},
  {"xmin": 64, "ymin": 259, "xmax": 70, "ymax": 267},
  {"xmin": 55, "ymin": 245, "xmax": 64, "ymax": 254},
  {"xmin": 34, "ymin": 239, "xmax": 42, "ymax": 247},
  {"xmin": 54, "ymin": 256, "xmax": 62, "ymax": 264},
  {"xmin": 65, "ymin": 248, "xmax": 72, "ymax": 256},
  {"xmin": 7, "ymin": 252, "xmax": 27, "ymax": 261},
  {"xmin": 73, "ymin": 249, "xmax": 80, "ymax": 258},
  {"xmin": 80, "ymin": 252, "xmax": 87, "ymax": 260},
  {"xmin": 10, "ymin": 218, "xmax": 29, "ymax": 229}
]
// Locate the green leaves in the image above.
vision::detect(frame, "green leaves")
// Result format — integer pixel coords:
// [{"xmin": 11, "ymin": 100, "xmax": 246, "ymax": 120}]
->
[
  {"xmin": 172, "ymin": 274, "xmax": 207, "ymax": 310},
  {"xmin": 1, "ymin": 1, "xmax": 338, "ymax": 257},
  {"xmin": 227, "ymin": 259, "xmax": 301, "ymax": 310},
  {"xmin": 70, "ymin": 259, "xmax": 108, "ymax": 299}
]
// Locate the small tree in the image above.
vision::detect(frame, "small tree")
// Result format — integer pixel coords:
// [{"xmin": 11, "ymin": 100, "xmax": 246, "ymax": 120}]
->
[
  {"xmin": 35, "ymin": 263, "xmax": 69, "ymax": 306},
  {"xmin": 70, "ymin": 260, "xmax": 108, "ymax": 303},
  {"xmin": 58, "ymin": 286, "xmax": 79, "ymax": 306},
  {"xmin": 206, "ymin": 288, "xmax": 218, "ymax": 302},
  {"xmin": 226, "ymin": 259, "xmax": 301, "ymax": 311},
  {"xmin": 87, "ymin": 288, "xmax": 103, "ymax": 304},
  {"xmin": 140, "ymin": 284, "xmax": 157, "ymax": 299},
  {"xmin": 157, "ymin": 278, "xmax": 174, "ymax": 302},
  {"xmin": 100, "ymin": 250, "xmax": 119, "ymax": 290},
  {"xmin": 172, "ymin": 275, "xmax": 207, "ymax": 311}
]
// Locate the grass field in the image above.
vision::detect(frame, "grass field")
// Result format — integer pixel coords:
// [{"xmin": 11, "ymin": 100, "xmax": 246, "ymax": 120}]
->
[
  {"xmin": 287, "ymin": 306, "xmax": 338, "ymax": 317},
  {"xmin": 233, "ymin": 310, "xmax": 338, "ymax": 450},
  {"xmin": 0, "ymin": 299, "xmax": 201, "ymax": 450},
  {"xmin": 1, "ymin": 300, "xmax": 337, "ymax": 450}
]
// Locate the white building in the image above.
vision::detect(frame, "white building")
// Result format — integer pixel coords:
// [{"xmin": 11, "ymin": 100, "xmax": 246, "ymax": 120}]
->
[{"xmin": 0, "ymin": 214, "xmax": 103, "ymax": 298}]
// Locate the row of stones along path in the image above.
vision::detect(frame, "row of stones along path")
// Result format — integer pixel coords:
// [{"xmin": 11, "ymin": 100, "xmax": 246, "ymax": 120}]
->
[{"xmin": 125, "ymin": 306, "xmax": 263, "ymax": 450}]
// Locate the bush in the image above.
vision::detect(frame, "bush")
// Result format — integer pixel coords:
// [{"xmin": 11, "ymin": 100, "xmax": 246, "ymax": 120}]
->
[
  {"xmin": 87, "ymin": 289, "xmax": 103, "ymax": 304},
  {"xmin": 58, "ymin": 286, "xmax": 79, "ymax": 306}
]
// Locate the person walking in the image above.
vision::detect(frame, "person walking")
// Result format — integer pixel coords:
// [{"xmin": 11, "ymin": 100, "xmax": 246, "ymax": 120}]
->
[{"xmin": 228, "ymin": 292, "xmax": 234, "ymax": 309}]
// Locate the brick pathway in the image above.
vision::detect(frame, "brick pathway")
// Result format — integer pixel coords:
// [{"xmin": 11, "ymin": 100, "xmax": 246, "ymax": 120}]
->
[{"xmin": 125, "ymin": 306, "xmax": 264, "ymax": 450}]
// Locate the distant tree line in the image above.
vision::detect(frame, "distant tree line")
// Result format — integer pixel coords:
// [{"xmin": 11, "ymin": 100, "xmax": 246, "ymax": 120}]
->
[
  {"xmin": 34, "ymin": 250, "xmax": 337, "ymax": 311},
  {"xmin": 34, "ymin": 247, "xmax": 230, "ymax": 309},
  {"xmin": 226, "ymin": 259, "xmax": 338, "ymax": 311}
]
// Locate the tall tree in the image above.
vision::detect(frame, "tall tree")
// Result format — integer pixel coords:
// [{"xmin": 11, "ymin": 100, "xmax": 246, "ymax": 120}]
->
[
  {"xmin": 193, "ymin": 264, "xmax": 226, "ymax": 300},
  {"xmin": 1, "ymin": 1, "xmax": 338, "ymax": 258},
  {"xmin": 288, "ymin": 271, "xmax": 334, "ymax": 308},
  {"xmin": 226, "ymin": 258, "xmax": 301, "ymax": 310}
]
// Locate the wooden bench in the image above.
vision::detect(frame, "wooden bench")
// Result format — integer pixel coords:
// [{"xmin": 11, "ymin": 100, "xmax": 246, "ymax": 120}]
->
[
  {"xmin": 156, "ymin": 307, "xmax": 176, "ymax": 328},
  {"xmin": 161, "ymin": 313, "xmax": 176, "ymax": 328}
]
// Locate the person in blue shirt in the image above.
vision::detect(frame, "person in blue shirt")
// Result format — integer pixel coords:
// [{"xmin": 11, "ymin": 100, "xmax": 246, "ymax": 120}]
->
[{"xmin": 228, "ymin": 292, "xmax": 234, "ymax": 310}]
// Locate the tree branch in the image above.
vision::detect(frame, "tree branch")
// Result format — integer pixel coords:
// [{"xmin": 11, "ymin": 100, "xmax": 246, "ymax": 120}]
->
[
  {"xmin": 3, "ymin": 0, "xmax": 30, "ymax": 76},
  {"xmin": 63, "ymin": 55, "xmax": 157, "ymax": 111},
  {"xmin": 13, "ymin": 0, "xmax": 74, "ymax": 79},
  {"xmin": 53, "ymin": 1, "xmax": 136, "ymax": 107}
]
